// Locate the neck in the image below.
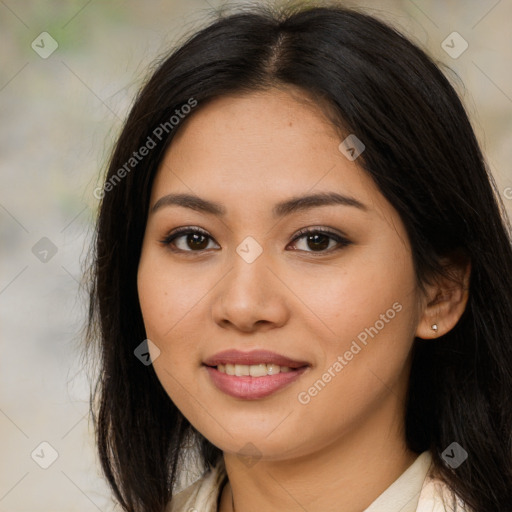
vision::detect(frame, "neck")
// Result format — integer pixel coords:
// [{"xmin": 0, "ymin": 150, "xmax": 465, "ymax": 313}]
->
[{"xmin": 219, "ymin": 392, "xmax": 418, "ymax": 512}]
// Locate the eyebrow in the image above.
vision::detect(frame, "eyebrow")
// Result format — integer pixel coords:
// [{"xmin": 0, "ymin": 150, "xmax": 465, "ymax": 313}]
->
[{"xmin": 150, "ymin": 191, "xmax": 368, "ymax": 218}]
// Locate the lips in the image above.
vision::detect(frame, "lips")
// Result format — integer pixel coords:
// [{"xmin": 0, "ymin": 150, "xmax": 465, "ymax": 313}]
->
[
  {"xmin": 202, "ymin": 349, "xmax": 310, "ymax": 399},
  {"xmin": 203, "ymin": 349, "xmax": 310, "ymax": 369}
]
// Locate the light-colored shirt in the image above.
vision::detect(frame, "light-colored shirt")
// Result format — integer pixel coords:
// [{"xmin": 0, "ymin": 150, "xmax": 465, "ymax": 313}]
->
[{"xmin": 166, "ymin": 450, "xmax": 471, "ymax": 512}]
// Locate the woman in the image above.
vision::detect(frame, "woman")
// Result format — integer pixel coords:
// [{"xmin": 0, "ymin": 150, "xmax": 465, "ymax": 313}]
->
[{"xmin": 83, "ymin": 2, "xmax": 512, "ymax": 511}]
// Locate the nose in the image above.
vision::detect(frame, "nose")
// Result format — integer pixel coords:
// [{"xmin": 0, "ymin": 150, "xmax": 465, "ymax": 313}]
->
[{"xmin": 211, "ymin": 250, "xmax": 290, "ymax": 333}]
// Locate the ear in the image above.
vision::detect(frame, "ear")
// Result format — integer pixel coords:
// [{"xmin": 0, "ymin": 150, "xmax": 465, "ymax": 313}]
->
[{"xmin": 415, "ymin": 252, "xmax": 471, "ymax": 340}]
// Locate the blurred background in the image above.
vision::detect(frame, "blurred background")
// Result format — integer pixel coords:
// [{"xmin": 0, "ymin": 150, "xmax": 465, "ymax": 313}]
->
[{"xmin": 1, "ymin": 0, "xmax": 511, "ymax": 510}]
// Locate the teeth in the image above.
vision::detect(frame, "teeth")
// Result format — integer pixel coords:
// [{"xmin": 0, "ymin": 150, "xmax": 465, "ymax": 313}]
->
[
  {"xmin": 216, "ymin": 363, "xmax": 296, "ymax": 376},
  {"xmin": 248, "ymin": 363, "xmax": 267, "ymax": 377},
  {"xmin": 235, "ymin": 364, "xmax": 250, "ymax": 376}
]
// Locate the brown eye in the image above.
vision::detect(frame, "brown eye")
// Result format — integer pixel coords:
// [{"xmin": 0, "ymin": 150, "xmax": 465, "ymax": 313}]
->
[
  {"xmin": 304, "ymin": 233, "xmax": 331, "ymax": 251},
  {"xmin": 160, "ymin": 228, "xmax": 218, "ymax": 252},
  {"xmin": 182, "ymin": 232, "xmax": 209, "ymax": 250},
  {"xmin": 289, "ymin": 228, "xmax": 351, "ymax": 254}
]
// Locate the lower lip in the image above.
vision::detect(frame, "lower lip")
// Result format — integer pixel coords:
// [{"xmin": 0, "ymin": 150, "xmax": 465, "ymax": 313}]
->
[{"xmin": 204, "ymin": 365, "xmax": 308, "ymax": 400}]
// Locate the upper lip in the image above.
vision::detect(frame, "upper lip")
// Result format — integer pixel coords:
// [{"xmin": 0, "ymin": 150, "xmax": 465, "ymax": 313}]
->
[{"xmin": 203, "ymin": 349, "xmax": 310, "ymax": 369}]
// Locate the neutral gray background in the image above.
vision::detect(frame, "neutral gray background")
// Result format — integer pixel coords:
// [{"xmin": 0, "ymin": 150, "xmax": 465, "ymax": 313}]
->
[{"xmin": 1, "ymin": 0, "xmax": 511, "ymax": 510}]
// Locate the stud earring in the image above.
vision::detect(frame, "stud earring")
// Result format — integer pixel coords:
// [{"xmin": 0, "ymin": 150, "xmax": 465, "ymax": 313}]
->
[{"xmin": 431, "ymin": 323, "xmax": 438, "ymax": 333}]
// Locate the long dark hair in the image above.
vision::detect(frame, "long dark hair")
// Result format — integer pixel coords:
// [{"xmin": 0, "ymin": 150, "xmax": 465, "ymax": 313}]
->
[{"xmin": 82, "ymin": 2, "xmax": 512, "ymax": 511}]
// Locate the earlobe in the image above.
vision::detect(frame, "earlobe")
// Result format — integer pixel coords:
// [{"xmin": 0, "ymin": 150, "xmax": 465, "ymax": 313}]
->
[
  {"xmin": 416, "ymin": 311, "xmax": 443, "ymax": 340},
  {"xmin": 415, "ymin": 258, "xmax": 471, "ymax": 340}
]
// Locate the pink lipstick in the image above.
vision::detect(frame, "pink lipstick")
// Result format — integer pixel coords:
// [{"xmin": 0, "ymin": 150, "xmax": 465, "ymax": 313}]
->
[{"xmin": 203, "ymin": 349, "xmax": 310, "ymax": 400}]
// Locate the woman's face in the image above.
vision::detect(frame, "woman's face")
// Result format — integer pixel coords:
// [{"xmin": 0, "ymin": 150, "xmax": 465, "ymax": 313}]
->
[{"xmin": 137, "ymin": 87, "xmax": 425, "ymax": 460}]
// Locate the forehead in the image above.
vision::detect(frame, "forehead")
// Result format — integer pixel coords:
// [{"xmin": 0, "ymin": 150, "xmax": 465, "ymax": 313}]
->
[{"xmin": 150, "ymin": 88, "xmax": 384, "ymax": 216}]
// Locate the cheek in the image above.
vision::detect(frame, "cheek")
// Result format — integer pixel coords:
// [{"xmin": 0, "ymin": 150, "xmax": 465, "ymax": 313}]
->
[
  {"xmin": 293, "ymin": 239, "xmax": 420, "ymax": 411},
  {"xmin": 297, "ymin": 240, "xmax": 417, "ymax": 346},
  {"xmin": 137, "ymin": 249, "xmax": 205, "ymax": 346},
  {"xmin": 137, "ymin": 247, "xmax": 223, "ymax": 406},
  {"xmin": 137, "ymin": 250, "xmax": 206, "ymax": 417},
  {"xmin": 292, "ymin": 266, "xmax": 418, "ymax": 452}
]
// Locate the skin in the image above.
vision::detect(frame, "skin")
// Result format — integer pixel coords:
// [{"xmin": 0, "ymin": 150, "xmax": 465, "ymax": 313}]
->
[{"xmin": 137, "ymin": 86, "xmax": 469, "ymax": 512}]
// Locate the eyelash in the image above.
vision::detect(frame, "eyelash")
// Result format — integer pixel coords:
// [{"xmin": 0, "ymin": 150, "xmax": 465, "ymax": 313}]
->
[{"xmin": 159, "ymin": 226, "xmax": 352, "ymax": 255}]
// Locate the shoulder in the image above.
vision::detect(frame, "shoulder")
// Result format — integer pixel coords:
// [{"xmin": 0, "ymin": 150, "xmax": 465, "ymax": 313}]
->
[
  {"xmin": 166, "ymin": 456, "xmax": 227, "ymax": 512},
  {"xmin": 417, "ymin": 471, "xmax": 472, "ymax": 512}
]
